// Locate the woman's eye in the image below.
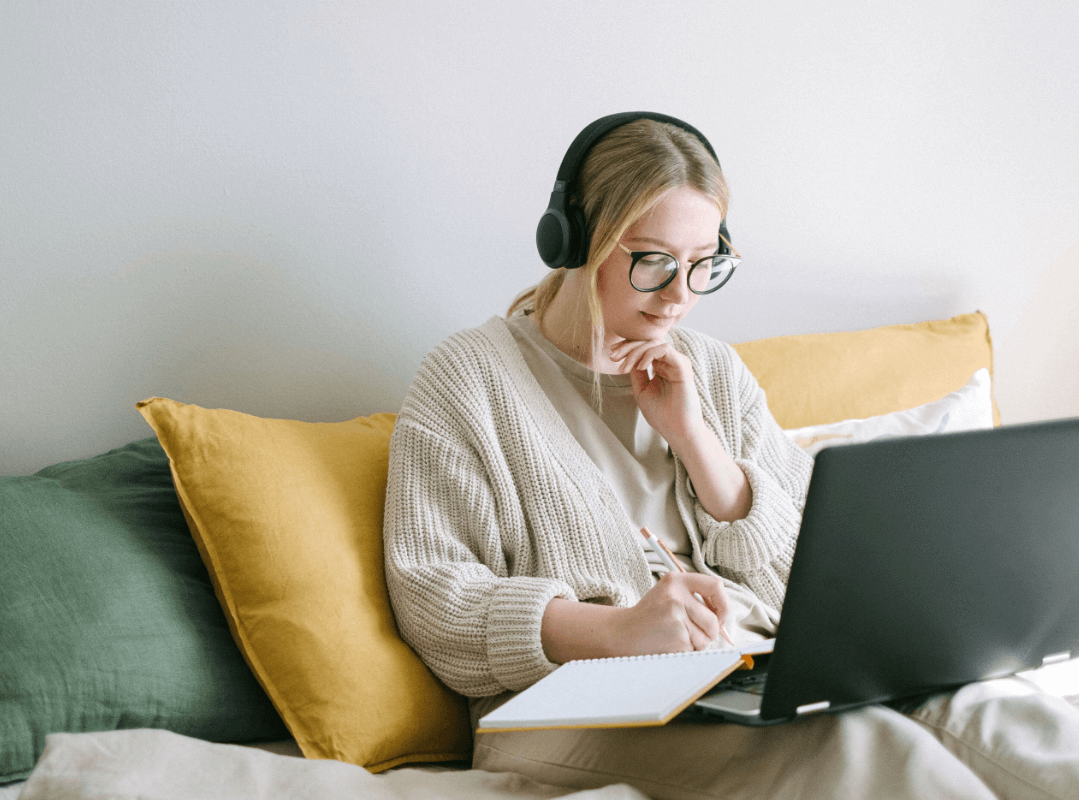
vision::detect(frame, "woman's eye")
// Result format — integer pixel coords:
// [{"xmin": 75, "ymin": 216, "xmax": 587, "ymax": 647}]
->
[{"xmin": 640, "ymin": 255, "xmax": 674, "ymax": 268}]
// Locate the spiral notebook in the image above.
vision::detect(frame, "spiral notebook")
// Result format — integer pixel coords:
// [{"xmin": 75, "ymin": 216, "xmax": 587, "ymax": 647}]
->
[{"xmin": 477, "ymin": 641, "xmax": 773, "ymax": 732}]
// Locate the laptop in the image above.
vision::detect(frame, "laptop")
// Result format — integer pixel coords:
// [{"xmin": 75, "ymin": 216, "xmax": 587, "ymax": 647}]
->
[{"xmin": 691, "ymin": 416, "xmax": 1079, "ymax": 726}]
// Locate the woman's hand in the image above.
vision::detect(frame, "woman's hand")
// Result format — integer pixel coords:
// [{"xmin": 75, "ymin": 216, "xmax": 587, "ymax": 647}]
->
[
  {"xmin": 608, "ymin": 336, "xmax": 753, "ymax": 523},
  {"xmin": 608, "ymin": 338, "xmax": 704, "ymax": 450},
  {"xmin": 541, "ymin": 573, "xmax": 733, "ymax": 663},
  {"xmin": 611, "ymin": 571, "xmax": 733, "ymax": 656}
]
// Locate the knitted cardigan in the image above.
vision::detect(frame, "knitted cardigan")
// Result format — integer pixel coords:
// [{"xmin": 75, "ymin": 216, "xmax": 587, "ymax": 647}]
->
[{"xmin": 383, "ymin": 316, "xmax": 813, "ymax": 697}]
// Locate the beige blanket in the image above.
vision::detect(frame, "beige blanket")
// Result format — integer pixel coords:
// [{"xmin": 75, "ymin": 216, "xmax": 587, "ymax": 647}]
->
[
  {"xmin": 9, "ymin": 659, "xmax": 1078, "ymax": 800},
  {"xmin": 14, "ymin": 728, "xmax": 648, "ymax": 800}
]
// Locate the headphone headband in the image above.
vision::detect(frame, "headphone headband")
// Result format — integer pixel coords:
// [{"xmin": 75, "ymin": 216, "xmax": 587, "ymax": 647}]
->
[
  {"xmin": 536, "ymin": 111, "xmax": 730, "ymax": 270},
  {"xmin": 554, "ymin": 112, "xmax": 720, "ymax": 186}
]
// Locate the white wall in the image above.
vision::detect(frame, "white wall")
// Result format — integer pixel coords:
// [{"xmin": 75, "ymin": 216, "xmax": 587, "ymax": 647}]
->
[{"xmin": 2, "ymin": 1, "xmax": 1077, "ymax": 475}]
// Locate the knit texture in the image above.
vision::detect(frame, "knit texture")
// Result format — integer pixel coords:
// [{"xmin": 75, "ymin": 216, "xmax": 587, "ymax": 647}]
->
[{"xmin": 383, "ymin": 316, "xmax": 813, "ymax": 697}]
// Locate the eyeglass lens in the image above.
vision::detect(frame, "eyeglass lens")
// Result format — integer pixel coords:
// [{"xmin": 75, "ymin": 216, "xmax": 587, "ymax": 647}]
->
[{"xmin": 630, "ymin": 254, "xmax": 736, "ymax": 294}]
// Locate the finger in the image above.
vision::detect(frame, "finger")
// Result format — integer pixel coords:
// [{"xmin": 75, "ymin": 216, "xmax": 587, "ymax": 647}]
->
[
  {"xmin": 646, "ymin": 583, "xmax": 705, "ymax": 652},
  {"xmin": 615, "ymin": 338, "xmax": 665, "ymax": 359},
  {"xmin": 629, "ymin": 365, "xmax": 650, "ymax": 397},
  {"xmin": 609, "ymin": 337, "xmax": 664, "ymax": 359},
  {"xmin": 683, "ymin": 594, "xmax": 721, "ymax": 644},
  {"xmin": 680, "ymin": 573, "xmax": 730, "ymax": 606},
  {"xmin": 631, "ymin": 356, "xmax": 655, "ymax": 379},
  {"xmin": 686, "ymin": 619, "xmax": 714, "ymax": 652},
  {"xmin": 697, "ymin": 607, "xmax": 734, "ymax": 647},
  {"xmin": 613, "ymin": 342, "xmax": 657, "ymax": 373},
  {"xmin": 607, "ymin": 339, "xmax": 643, "ymax": 364},
  {"xmin": 679, "ymin": 575, "xmax": 732, "ymax": 629},
  {"xmin": 621, "ymin": 342, "xmax": 669, "ymax": 374},
  {"xmin": 670, "ymin": 603, "xmax": 714, "ymax": 652},
  {"xmin": 644, "ymin": 348, "xmax": 691, "ymax": 383}
]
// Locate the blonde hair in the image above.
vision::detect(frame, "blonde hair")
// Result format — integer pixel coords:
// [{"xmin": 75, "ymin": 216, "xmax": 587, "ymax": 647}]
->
[{"xmin": 507, "ymin": 119, "xmax": 730, "ymax": 370}]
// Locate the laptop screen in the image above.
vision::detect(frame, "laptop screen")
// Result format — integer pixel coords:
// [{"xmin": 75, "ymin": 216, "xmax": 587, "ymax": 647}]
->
[{"xmin": 756, "ymin": 418, "xmax": 1079, "ymax": 721}]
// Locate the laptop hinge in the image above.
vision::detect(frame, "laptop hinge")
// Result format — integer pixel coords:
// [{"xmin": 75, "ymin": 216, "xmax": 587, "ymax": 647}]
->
[
  {"xmin": 1042, "ymin": 651, "xmax": 1072, "ymax": 666},
  {"xmin": 796, "ymin": 700, "xmax": 831, "ymax": 716}
]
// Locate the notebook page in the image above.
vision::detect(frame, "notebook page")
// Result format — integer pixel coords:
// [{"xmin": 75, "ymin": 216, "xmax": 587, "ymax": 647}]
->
[{"xmin": 478, "ymin": 648, "xmax": 745, "ymax": 731}]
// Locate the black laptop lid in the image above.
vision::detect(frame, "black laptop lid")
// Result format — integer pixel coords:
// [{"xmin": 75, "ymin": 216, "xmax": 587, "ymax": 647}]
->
[{"xmin": 759, "ymin": 417, "xmax": 1079, "ymax": 721}]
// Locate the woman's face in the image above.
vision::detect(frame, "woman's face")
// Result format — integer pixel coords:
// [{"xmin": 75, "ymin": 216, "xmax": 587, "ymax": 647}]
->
[{"xmin": 595, "ymin": 185, "xmax": 722, "ymax": 346}]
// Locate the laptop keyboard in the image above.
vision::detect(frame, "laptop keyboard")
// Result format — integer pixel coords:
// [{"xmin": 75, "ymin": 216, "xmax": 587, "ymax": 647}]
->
[{"xmin": 725, "ymin": 671, "xmax": 768, "ymax": 696}]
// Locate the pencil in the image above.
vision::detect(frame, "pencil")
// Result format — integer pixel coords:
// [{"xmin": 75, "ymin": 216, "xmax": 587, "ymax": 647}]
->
[
  {"xmin": 639, "ymin": 527, "xmax": 679, "ymax": 572},
  {"xmin": 653, "ymin": 534, "xmax": 685, "ymax": 573}
]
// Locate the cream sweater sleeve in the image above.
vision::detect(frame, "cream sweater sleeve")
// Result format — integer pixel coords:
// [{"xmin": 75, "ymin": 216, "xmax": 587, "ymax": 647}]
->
[
  {"xmin": 671, "ymin": 330, "xmax": 814, "ymax": 613},
  {"xmin": 383, "ymin": 330, "xmax": 578, "ymax": 697}
]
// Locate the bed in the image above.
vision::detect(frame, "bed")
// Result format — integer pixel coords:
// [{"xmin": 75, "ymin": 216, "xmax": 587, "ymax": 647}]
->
[{"xmin": 3, "ymin": 312, "xmax": 1076, "ymax": 799}]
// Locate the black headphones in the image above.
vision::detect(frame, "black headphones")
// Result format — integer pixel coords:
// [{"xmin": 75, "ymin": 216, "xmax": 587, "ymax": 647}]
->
[{"xmin": 535, "ymin": 111, "xmax": 732, "ymax": 270}]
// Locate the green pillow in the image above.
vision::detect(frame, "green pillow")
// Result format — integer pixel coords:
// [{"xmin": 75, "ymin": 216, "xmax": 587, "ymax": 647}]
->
[{"xmin": 0, "ymin": 438, "xmax": 288, "ymax": 783}]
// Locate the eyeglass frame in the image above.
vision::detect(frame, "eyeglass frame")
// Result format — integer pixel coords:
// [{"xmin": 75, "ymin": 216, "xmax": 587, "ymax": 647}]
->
[{"xmin": 617, "ymin": 232, "xmax": 742, "ymax": 295}]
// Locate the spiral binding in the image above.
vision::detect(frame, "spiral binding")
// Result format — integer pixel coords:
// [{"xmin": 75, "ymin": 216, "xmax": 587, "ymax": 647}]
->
[{"xmin": 570, "ymin": 647, "xmax": 739, "ymax": 665}]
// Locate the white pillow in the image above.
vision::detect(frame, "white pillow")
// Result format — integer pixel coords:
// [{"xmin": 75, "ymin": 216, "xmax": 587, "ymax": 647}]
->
[{"xmin": 784, "ymin": 368, "xmax": 994, "ymax": 456}]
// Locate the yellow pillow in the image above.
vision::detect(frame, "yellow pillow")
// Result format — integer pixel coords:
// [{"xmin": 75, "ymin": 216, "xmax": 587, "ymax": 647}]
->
[
  {"xmin": 732, "ymin": 311, "xmax": 999, "ymax": 429},
  {"xmin": 136, "ymin": 398, "xmax": 471, "ymax": 773}
]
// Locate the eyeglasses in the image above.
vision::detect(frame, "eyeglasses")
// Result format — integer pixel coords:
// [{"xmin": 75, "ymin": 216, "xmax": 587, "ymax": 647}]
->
[{"xmin": 617, "ymin": 234, "xmax": 742, "ymax": 295}]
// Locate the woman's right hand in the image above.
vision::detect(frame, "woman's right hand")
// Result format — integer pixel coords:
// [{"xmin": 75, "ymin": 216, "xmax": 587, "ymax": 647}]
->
[
  {"xmin": 541, "ymin": 573, "xmax": 733, "ymax": 664},
  {"xmin": 609, "ymin": 571, "xmax": 732, "ymax": 656}
]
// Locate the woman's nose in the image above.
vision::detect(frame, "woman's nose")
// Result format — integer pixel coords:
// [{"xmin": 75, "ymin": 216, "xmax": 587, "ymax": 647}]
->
[{"xmin": 658, "ymin": 267, "xmax": 692, "ymax": 303}]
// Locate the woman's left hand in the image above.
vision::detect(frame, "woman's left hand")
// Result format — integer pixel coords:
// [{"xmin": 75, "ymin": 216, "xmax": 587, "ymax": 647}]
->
[
  {"xmin": 610, "ymin": 336, "xmax": 752, "ymax": 522},
  {"xmin": 609, "ymin": 338, "xmax": 704, "ymax": 450}
]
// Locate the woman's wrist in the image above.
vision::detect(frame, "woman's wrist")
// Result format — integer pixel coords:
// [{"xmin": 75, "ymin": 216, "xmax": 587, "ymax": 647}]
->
[
  {"xmin": 540, "ymin": 597, "xmax": 625, "ymax": 664},
  {"xmin": 672, "ymin": 426, "xmax": 752, "ymax": 522},
  {"xmin": 663, "ymin": 418, "xmax": 712, "ymax": 458}
]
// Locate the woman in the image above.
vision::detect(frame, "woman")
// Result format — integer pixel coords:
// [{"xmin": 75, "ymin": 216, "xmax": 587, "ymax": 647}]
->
[{"xmin": 384, "ymin": 113, "xmax": 1079, "ymax": 799}]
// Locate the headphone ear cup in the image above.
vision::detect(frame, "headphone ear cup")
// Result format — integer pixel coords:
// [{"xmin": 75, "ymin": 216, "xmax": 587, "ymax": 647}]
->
[
  {"xmin": 536, "ymin": 208, "xmax": 571, "ymax": 269},
  {"xmin": 536, "ymin": 204, "xmax": 589, "ymax": 270}
]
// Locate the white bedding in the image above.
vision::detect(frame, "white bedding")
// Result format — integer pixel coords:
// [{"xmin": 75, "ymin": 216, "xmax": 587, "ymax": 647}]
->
[
  {"xmin": 8, "ymin": 728, "xmax": 648, "ymax": 800},
  {"xmin": 5, "ymin": 658, "xmax": 1077, "ymax": 800}
]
